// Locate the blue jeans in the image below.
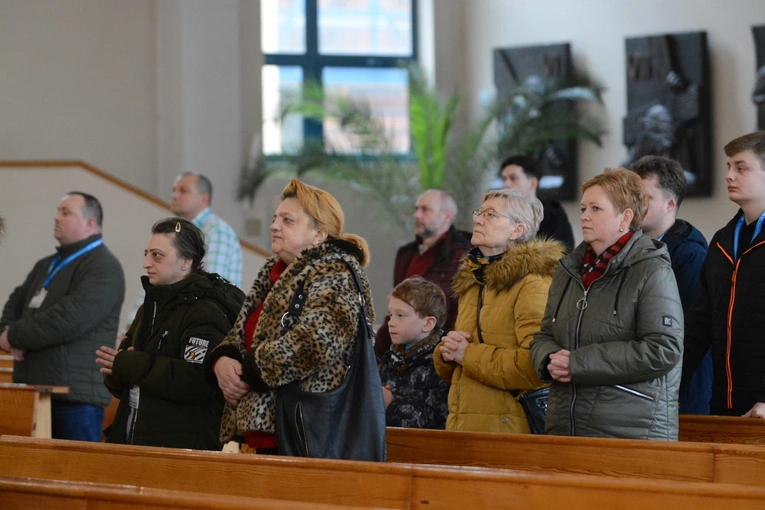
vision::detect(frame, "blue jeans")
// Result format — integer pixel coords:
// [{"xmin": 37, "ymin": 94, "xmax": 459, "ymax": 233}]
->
[{"xmin": 51, "ymin": 401, "xmax": 104, "ymax": 442}]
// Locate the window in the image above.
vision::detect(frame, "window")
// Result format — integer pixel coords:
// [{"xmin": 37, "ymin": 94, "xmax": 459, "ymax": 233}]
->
[{"xmin": 261, "ymin": 0, "xmax": 417, "ymax": 155}]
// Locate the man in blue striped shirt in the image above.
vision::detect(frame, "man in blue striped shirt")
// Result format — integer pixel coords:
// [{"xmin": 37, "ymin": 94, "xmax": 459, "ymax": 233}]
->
[{"xmin": 171, "ymin": 173, "xmax": 242, "ymax": 288}]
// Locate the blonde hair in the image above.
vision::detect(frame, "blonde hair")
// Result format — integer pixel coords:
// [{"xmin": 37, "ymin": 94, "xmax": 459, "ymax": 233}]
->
[
  {"xmin": 581, "ymin": 168, "xmax": 648, "ymax": 230},
  {"xmin": 281, "ymin": 179, "xmax": 370, "ymax": 266}
]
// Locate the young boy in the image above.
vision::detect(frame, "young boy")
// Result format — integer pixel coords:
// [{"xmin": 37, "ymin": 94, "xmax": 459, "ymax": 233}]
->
[{"xmin": 379, "ymin": 276, "xmax": 450, "ymax": 429}]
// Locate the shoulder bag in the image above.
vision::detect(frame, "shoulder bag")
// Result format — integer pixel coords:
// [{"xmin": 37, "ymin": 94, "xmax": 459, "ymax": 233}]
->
[{"xmin": 275, "ymin": 261, "xmax": 387, "ymax": 461}]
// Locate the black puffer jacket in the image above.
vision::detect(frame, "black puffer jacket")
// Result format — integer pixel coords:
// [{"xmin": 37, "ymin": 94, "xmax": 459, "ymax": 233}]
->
[
  {"xmin": 540, "ymin": 199, "xmax": 575, "ymax": 253},
  {"xmin": 684, "ymin": 210, "xmax": 765, "ymax": 412},
  {"xmin": 105, "ymin": 273, "xmax": 245, "ymax": 450}
]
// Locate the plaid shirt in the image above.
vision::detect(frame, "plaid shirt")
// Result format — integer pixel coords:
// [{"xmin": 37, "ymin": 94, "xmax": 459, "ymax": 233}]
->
[{"xmin": 193, "ymin": 208, "xmax": 243, "ymax": 289}]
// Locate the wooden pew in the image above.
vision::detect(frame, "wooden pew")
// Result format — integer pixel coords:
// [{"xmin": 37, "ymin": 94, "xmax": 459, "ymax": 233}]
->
[
  {"xmin": 2, "ymin": 436, "xmax": 765, "ymax": 509},
  {"xmin": 0, "ymin": 355, "xmax": 12, "ymax": 384},
  {"xmin": 679, "ymin": 414, "xmax": 765, "ymax": 445},
  {"xmin": 385, "ymin": 426, "xmax": 765, "ymax": 486},
  {"xmin": 0, "ymin": 384, "xmax": 68, "ymax": 438},
  {"xmin": 0, "ymin": 476, "xmax": 372, "ymax": 510}
]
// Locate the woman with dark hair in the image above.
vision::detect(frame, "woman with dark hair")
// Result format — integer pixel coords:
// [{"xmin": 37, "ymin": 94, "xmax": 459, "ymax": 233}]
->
[
  {"xmin": 530, "ymin": 168, "xmax": 683, "ymax": 439},
  {"xmin": 206, "ymin": 178, "xmax": 379, "ymax": 457},
  {"xmin": 96, "ymin": 217, "xmax": 245, "ymax": 450}
]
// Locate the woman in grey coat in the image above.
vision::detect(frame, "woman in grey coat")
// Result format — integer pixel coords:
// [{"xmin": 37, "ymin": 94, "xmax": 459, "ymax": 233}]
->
[{"xmin": 530, "ymin": 168, "xmax": 683, "ymax": 440}]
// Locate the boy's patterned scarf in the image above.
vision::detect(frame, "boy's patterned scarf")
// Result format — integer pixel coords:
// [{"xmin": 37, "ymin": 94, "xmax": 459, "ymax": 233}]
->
[{"xmin": 387, "ymin": 332, "xmax": 442, "ymax": 374}]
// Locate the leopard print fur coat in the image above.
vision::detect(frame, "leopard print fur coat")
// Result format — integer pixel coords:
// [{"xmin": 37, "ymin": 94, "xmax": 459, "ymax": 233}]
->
[{"xmin": 210, "ymin": 239, "xmax": 374, "ymax": 443}]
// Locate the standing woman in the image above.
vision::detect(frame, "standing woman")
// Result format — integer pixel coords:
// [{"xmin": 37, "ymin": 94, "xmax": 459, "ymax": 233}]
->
[
  {"xmin": 206, "ymin": 179, "xmax": 377, "ymax": 456},
  {"xmin": 530, "ymin": 168, "xmax": 683, "ymax": 440},
  {"xmin": 96, "ymin": 218, "xmax": 245, "ymax": 449},
  {"xmin": 435, "ymin": 189, "xmax": 564, "ymax": 433}
]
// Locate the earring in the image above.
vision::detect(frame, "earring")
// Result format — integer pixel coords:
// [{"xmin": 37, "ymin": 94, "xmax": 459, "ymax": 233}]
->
[{"xmin": 619, "ymin": 228, "xmax": 624, "ymax": 232}]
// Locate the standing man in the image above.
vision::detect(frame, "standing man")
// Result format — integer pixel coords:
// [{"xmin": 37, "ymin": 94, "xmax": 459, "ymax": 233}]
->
[
  {"xmin": 631, "ymin": 155, "xmax": 710, "ymax": 414},
  {"xmin": 0, "ymin": 192, "xmax": 125, "ymax": 441},
  {"xmin": 500, "ymin": 155, "xmax": 575, "ymax": 252},
  {"xmin": 684, "ymin": 132, "xmax": 765, "ymax": 418},
  {"xmin": 171, "ymin": 173, "xmax": 242, "ymax": 288},
  {"xmin": 374, "ymin": 189, "xmax": 471, "ymax": 357}
]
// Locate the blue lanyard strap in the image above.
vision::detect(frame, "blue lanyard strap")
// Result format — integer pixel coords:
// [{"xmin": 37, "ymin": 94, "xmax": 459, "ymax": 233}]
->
[
  {"xmin": 44, "ymin": 239, "xmax": 103, "ymax": 289},
  {"xmin": 733, "ymin": 210, "xmax": 765, "ymax": 262}
]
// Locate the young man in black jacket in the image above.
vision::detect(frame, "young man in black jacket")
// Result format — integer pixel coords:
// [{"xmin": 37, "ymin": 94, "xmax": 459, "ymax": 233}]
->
[{"xmin": 683, "ymin": 132, "xmax": 765, "ymax": 418}]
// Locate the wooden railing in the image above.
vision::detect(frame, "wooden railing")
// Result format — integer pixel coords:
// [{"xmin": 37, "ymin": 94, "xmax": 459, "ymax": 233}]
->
[{"xmin": 0, "ymin": 160, "xmax": 269, "ymax": 257}]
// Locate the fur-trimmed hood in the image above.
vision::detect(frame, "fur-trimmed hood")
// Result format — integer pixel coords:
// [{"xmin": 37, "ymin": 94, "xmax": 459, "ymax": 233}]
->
[{"xmin": 453, "ymin": 239, "xmax": 565, "ymax": 296}]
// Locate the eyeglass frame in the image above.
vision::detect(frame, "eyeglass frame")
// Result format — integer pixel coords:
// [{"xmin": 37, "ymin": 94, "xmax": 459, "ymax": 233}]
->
[{"xmin": 472, "ymin": 208, "xmax": 514, "ymax": 221}]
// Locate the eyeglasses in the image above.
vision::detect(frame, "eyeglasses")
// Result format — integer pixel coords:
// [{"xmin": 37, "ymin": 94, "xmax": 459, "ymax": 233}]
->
[{"xmin": 472, "ymin": 208, "xmax": 513, "ymax": 221}]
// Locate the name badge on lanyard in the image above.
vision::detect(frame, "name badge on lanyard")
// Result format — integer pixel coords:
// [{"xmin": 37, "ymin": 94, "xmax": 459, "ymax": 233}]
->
[
  {"xmin": 32, "ymin": 239, "xmax": 103, "ymax": 310},
  {"xmin": 28, "ymin": 288, "xmax": 47, "ymax": 309}
]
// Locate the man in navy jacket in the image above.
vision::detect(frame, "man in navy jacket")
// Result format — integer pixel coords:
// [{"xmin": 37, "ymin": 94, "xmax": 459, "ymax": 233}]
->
[{"xmin": 631, "ymin": 156, "xmax": 709, "ymax": 414}]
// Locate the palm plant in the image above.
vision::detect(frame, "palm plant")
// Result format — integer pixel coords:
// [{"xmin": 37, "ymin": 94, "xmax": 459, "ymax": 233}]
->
[{"xmin": 238, "ymin": 64, "xmax": 605, "ymax": 231}]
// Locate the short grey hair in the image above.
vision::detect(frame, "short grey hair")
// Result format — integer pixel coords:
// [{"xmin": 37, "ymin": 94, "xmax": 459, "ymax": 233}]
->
[
  {"xmin": 419, "ymin": 189, "xmax": 458, "ymax": 225},
  {"xmin": 180, "ymin": 172, "xmax": 213, "ymax": 203},
  {"xmin": 482, "ymin": 189, "xmax": 544, "ymax": 243}
]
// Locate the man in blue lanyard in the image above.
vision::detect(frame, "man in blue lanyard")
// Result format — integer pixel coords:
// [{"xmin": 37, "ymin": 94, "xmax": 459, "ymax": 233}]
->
[
  {"xmin": 683, "ymin": 132, "xmax": 765, "ymax": 419},
  {"xmin": 0, "ymin": 192, "xmax": 125, "ymax": 441},
  {"xmin": 630, "ymin": 156, "xmax": 709, "ymax": 414}
]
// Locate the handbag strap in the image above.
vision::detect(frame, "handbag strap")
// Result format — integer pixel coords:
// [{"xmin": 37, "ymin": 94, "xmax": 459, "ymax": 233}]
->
[
  {"xmin": 475, "ymin": 285, "xmax": 485, "ymax": 344},
  {"xmin": 280, "ymin": 259, "xmax": 372, "ymax": 336},
  {"xmin": 474, "ymin": 286, "xmax": 524, "ymax": 400}
]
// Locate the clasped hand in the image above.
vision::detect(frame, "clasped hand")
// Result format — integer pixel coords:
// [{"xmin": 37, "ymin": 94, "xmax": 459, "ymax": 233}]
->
[
  {"xmin": 548, "ymin": 349, "xmax": 572, "ymax": 383},
  {"xmin": 0, "ymin": 326, "xmax": 25, "ymax": 361},
  {"xmin": 214, "ymin": 356, "xmax": 251, "ymax": 406},
  {"xmin": 95, "ymin": 345, "xmax": 134, "ymax": 376},
  {"xmin": 439, "ymin": 331, "xmax": 470, "ymax": 365}
]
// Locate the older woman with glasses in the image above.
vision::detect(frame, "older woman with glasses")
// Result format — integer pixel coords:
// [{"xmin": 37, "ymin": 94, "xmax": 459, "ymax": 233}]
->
[
  {"xmin": 434, "ymin": 189, "xmax": 565, "ymax": 433},
  {"xmin": 530, "ymin": 168, "xmax": 683, "ymax": 439}
]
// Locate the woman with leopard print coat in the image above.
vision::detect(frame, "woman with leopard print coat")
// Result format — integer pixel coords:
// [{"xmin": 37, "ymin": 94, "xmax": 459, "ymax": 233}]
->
[{"xmin": 205, "ymin": 179, "xmax": 376, "ymax": 454}]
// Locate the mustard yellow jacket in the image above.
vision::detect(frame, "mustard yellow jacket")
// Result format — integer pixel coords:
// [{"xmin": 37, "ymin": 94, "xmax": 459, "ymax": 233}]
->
[{"xmin": 434, "ymin": 239, "xmax": 564, "ymax": 433}]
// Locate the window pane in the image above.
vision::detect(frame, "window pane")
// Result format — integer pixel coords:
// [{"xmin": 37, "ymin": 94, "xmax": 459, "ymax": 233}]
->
[
  {"xmin": 262, "ymin": 66, "xmax": 304, "ymax": 155},
  {"xmin": 318, "ymin": 0, "xmax": 412, "ymax": 56},
  {"xmin": 323, "ymin": 67, "xmax": 409, "ymax": 153},
  {"xmin": 261, "ymin": 0, "xmax": 306, "ymax": 54}
]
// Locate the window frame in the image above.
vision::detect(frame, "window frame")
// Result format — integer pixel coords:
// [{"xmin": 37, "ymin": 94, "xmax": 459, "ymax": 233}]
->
[{"xmin": 263, "ymin": 0, "xmax": 418, "ymax": 149}]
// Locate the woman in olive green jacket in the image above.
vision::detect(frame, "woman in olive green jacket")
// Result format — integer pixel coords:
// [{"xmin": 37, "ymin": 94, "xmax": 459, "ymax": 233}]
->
[
  {"xmin": 434, "ymin": 190, "xmax": 564, "ymax": 433},
  {"xmin": 530, "ymin": 168, "xmax": 683, "ymax": 440}
]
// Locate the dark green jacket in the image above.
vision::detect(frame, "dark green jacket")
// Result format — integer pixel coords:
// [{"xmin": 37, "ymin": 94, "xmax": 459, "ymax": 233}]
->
[
  {"xmin": 0, "ymin": 234, "xmax": 125, "ymax": 407},
  {"xmin": 530, "ymin": 232, "xmax": 684, "ymax": 440},
  {"xmin": 105, "ymin": 273, "xmax": 244, "ymax": 450}
]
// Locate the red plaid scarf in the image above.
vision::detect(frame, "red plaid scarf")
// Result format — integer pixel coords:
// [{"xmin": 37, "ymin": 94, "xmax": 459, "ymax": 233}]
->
[{"xmin": 581, "ymin": 230, "xmax": 634, "ymax": 290}]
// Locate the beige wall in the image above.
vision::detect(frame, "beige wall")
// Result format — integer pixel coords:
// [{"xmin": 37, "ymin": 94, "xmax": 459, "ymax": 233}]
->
[
  {"xmin": 0, "ymin": 0, "xmax": 157, "ymax": 192},
  {"xmin": 460, "ymin": 0, "xmax": 765, "ymax": 242}
]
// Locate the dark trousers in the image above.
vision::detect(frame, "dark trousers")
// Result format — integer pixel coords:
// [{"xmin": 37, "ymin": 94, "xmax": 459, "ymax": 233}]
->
[{"xmin": 51, "ymin": 400, "xmax": 104, "ymax": 442}]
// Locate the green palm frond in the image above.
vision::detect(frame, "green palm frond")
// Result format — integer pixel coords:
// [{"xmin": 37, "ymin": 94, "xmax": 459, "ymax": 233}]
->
[{"xmin": 237, "ymin": 64, "xmax": 606, "ymax": 231}]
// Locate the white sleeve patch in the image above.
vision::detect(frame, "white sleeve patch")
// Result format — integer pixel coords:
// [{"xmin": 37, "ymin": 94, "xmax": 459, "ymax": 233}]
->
[{"xmin": 184, "ymin": 342, "xmax": 208, "ymax": 364}]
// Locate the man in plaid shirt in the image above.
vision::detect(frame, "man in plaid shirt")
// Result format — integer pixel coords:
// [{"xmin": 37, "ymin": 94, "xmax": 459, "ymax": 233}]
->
[{"xmin": 171, "ymin": 173, "xmax": 243, "ymax": 288}]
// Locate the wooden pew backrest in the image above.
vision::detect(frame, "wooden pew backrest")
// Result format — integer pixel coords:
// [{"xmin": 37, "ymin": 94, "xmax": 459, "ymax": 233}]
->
[
  {"xmin": 679, "ymin": 414, "xmax": 765, "ymax": 445},
  {"xmin": 0, "ymin": 476, "xmax": 381, "ymax": 510},
  {"xmin": 385, "ymin": 426, "xmax": 765, "ymax": 487},
  {"xmin": 4, "ymin": 436, "xmax": 765, "ymax": 510}
]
